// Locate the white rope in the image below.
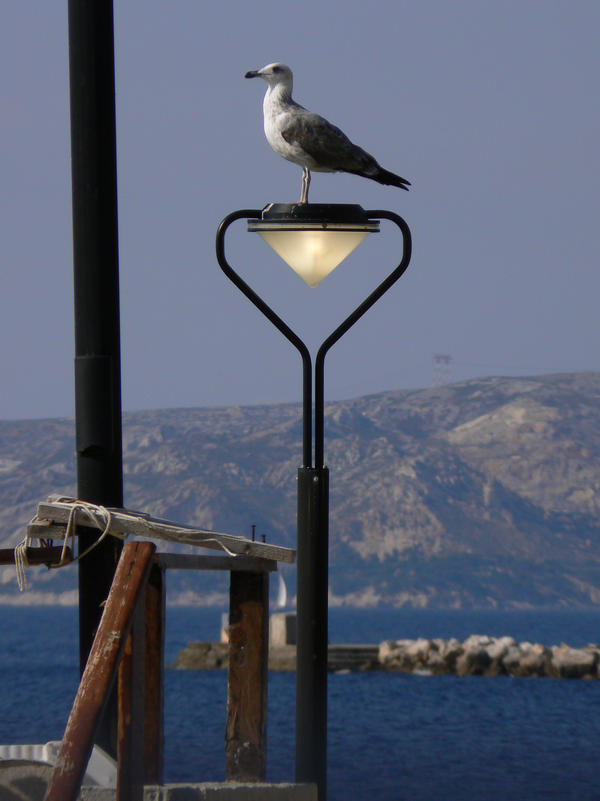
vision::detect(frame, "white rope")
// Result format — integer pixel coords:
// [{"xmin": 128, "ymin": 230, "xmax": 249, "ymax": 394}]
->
[
  {"xmin": 17, "ymin": 498, "xmax": 244, "ymax": 589},
  {"xmin": 135, "ymin": 517, "xmax": 240, "ymax": 555},
  {"xmin": 196, "ymin": 538, "xmax": 238, "ymax": 557},
  {"xmin": 14, "ymin": 536, "xmax": 31, "ymax": 592},
  {"xmin": 48, "ymin": 502, "xmax": 123, "ymax": 569},
  {"xmin": 16, "ymin": 501, "xmax": 124, "ymax": 589}
]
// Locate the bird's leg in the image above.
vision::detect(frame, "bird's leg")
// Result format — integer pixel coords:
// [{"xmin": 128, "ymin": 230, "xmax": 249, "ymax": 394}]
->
[{"xmin": 300, "ymin": 167, "xmax": 311, "ymax": 204}]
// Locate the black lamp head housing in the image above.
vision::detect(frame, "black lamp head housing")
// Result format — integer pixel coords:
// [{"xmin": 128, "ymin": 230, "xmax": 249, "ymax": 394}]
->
[{"xmin": 247, "ymin": 203, "xmax": 380, "ymax": 233}]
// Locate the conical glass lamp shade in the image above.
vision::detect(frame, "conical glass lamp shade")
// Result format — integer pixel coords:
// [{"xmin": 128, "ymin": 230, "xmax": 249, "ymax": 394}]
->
[
  {"xmin": 248, "ymin": 204, "xmax": 379, "ymax": 288},
  {"xmin": 257, "ymin": 228, "xmax": 370, "ymax": 288}
]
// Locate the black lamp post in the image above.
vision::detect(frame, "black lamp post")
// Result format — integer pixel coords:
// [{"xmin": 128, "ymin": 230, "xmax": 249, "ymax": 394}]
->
[
  {"xmin": 68, "ymin": 0, "xmax": 123, "ymax": 757},
  {"xmin": 216, "ymin": 203, "xmax": 412, "ymax": 800}
]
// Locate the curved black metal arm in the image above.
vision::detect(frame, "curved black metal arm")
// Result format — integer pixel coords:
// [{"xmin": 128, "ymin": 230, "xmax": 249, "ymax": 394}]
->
[
  {"xmin": 216, "ymin": 208, "xmax": 412, "ymax": 470},
  {"xmin": 216, "ymin": 209, "xmax": 313, "ymax": 467},
  {"xmin": 314, "ymin": 211, "xmax": 412, "ymax": 467}
]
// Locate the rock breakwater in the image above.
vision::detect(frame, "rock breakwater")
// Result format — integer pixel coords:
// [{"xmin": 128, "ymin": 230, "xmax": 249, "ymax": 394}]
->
[
  {"xmin": 174, "ymin": 635, "xmax": 600, "ymax": 678},
  {"xmin": 379, "ymin": 635, "xmax": 600, "ymax": 678}
]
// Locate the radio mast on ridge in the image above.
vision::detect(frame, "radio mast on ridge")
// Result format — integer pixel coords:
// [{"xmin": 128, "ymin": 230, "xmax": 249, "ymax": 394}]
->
[{"xmin": 433, "ymin": 353, "xmax": 452, "ymax": 386}]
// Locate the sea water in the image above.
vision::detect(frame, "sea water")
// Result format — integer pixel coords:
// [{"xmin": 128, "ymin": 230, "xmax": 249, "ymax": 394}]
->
[{"xmin": 1, "ymin": 606, "xmax": 600, "ymax": 800}]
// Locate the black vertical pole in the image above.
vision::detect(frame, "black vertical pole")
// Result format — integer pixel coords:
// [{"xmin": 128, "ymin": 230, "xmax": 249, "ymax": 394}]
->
[
  {"xmin": 295, "ymin": 466, "xmax": 329, "ymax": 799},
  {"xmin": 68, "ymin": 0, "xmax": 123, "ymax": 756}
]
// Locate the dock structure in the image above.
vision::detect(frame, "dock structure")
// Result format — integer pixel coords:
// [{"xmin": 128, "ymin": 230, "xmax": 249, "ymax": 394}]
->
[{"xmin": 2, "ymin": 498, "xmax": 315, "ymax": 801}]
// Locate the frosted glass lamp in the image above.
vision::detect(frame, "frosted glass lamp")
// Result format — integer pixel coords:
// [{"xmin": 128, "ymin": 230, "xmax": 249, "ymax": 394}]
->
[{"xmin": 248, "ymin": 204, "xmax": 379, "ymax": 287}]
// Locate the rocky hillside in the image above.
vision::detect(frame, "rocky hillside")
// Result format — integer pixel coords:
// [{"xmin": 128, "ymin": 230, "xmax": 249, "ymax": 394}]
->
[{"xmin": 1, "ymin": 372, "xmax": 600, "ymax": 607}]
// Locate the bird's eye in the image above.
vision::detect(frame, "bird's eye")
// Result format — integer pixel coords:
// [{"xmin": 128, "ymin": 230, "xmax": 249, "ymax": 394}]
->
[{"xmin": 272, "ymin": 66, "xmax": 281, "ymax": 73}]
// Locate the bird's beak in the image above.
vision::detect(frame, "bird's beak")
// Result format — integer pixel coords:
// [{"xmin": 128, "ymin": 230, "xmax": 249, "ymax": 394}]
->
[{"xmin": 245, "ymin": 70, "xmax": 260, "ymax": 79}]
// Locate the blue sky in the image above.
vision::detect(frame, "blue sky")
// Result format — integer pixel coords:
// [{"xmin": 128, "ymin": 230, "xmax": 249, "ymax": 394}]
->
[{"xmin": 2, "ymin": 1, "xmax": 599, "ymax": 419}]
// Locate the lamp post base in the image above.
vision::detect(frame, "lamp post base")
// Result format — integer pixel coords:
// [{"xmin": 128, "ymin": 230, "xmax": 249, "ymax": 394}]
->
[{"xmin": 295, "ymin": 466, "xmax": 329, "ymax": 800}]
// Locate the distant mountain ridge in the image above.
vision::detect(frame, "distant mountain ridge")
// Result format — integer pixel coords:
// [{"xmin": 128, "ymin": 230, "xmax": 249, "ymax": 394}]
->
[{"xmin": 1, "ymin": 372, "xmax": 600, "ymax": 608}]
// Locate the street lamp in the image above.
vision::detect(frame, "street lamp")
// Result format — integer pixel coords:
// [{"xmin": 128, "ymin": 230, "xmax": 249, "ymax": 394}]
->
[{"xmin": 216, "ymin": 202, "xmax": 412, "ymax": 800}]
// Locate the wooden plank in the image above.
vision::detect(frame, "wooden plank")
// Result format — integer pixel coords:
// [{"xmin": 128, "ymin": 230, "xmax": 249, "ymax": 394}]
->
[
  {"xmin": 225, "ymin": 570, "xmax": 269, "ymax": 782},
  {"xmin": 44, "ymin": 541, "xmax": 155, "ymax": 801},
  {"xmin": 0, "ymin": 546, "xmax": 72, "ymax": 566},
  {"xmin": 26, "ymin": 522, "xmax": 68, "ymax": 541},
  {"xmin": 155, "ymin": 553, "xmax": 277, "ymax": 572},
  {"xmin": 32, "ymin": 518, "xmax": 293, "ymax": 565},
  {"xmin": 76, "ymin": 524, "xmax": 123, "ymax": 757},
  {"xmin": 20, "ymin": 533, "xmax": 279, "ymax": 573},
  {"xmin": 36, "ymin": 499, "xmax": 295, "ymax": 563},
  {"xmin": 143, "ymin": 561, "xmax": 165, "ymax": 784},
  {"xmin": 117, "ymin": 591, "xmax": 146, "ymax": 801}
]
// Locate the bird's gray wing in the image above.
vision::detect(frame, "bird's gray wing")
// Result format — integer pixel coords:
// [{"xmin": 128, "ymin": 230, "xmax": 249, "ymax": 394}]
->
[{"xmin": 281, "ymin": 111, "xmax": 379, "ymax": 174}]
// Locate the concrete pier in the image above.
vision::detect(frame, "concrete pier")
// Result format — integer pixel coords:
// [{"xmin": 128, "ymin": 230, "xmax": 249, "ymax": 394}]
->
[
  {"xmin": 0, "ymin": 762, "xmax": 316, "ymax": 801},
  {"xmin": 172, "ymin": 642, "xmax": 379, "ymax": 672},
  {"xmin": 78, "ymin": 783, "xmax": 316, "ymax": 800}
]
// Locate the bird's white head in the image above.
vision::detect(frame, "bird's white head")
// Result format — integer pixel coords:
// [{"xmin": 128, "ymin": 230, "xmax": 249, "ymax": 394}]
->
[{"xmin": 244, "ymin": 62, "xmax": 293, "ymax": 92}]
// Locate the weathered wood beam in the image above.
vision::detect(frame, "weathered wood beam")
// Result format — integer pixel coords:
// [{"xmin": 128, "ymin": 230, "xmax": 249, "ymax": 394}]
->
[
  {"xmin": 155, "ymin": 553, "xmax": 277, "ymax": 572},
  {"xmin": 117, "ymin": 593, "xmax": 146, "ymax": 801},
  {"xmin": 0, "ymin": 547, "xmax": 72, "ymax": 566},
  {"xmin": 226, "ymin": 570, "xmax": 269, "ymax": 782},
  {"xmin": 44, "ymin": 541, "xmax": 155, "ymax": 801},
  {"xmin": 143, "ymin": 561, "xmax": 165, "ymax": 784},
  {"xmin": 35, "ymin": 499, "xmax": 295, "ymax": 564}
]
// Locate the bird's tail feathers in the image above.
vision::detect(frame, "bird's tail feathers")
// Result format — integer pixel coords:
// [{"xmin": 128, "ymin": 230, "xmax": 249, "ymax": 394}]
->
[{"xmin": 373, "ymin": 167, "xmax": 411, "ymax": 190}]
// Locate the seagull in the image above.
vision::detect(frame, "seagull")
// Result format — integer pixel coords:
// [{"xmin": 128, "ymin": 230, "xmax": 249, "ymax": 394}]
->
[{"xmin": 245, "ymin": 62, "xmax": 411, "ymax": 204}]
